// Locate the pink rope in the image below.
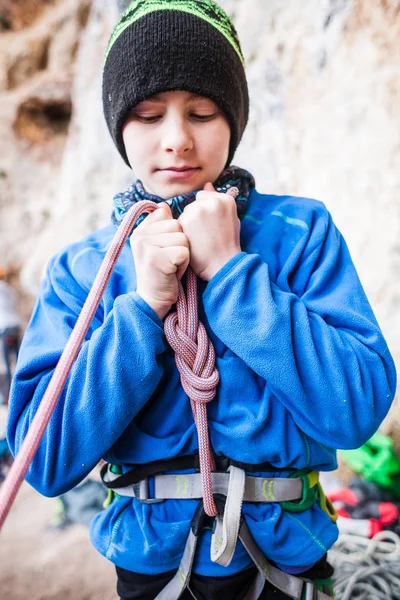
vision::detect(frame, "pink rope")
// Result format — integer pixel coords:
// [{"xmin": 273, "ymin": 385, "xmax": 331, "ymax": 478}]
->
[
  {"xmin": 164, "ymin": 185, "xmax": 239, "ymax": 517},
  {"xmin": 0, "ymin": 200, "xmax": 157, "ymax": 530},
  {"xmin": 0, "ymin": 187, "xmax": 239, "ymax": 528},
  {"xmin": 165, "ymin": 270, "xmax": 219, "ymax": 516}
]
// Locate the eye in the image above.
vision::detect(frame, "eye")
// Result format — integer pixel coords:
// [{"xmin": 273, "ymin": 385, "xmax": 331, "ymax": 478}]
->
[
  {"xmin": 190, "ymin": 112, "xmax": 219, "ymax": 121},
  {"xmin": 134, "ymin": 115, "xmax": 162, "ymax": 123}
]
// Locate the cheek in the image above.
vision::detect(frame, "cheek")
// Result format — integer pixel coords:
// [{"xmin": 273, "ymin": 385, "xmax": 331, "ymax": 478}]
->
[
  {"xmin": 122, "ymin": 123, "xmax": 152, "ymax": 172},
  {"xmin": 210, "ymin": 121, "xmax": 230, "ymax": 157},
  {"xmin": 208, "ymin": 128, "xmax": 230, "ymax": 163}
]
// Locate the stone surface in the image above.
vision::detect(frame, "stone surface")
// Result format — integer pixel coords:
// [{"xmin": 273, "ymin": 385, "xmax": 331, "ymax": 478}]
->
[
  {"xmin": 220, "ymin": 0, "xmax": 400, "ymax": 365},
  {"xmin": 0, "ymin": 0, "xmax": 57, "ymax": 32}
]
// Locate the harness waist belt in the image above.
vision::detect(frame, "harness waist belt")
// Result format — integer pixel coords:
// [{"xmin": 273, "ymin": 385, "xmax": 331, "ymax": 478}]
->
[
  {"xmin": 103, "ymin": 465, "xmax": 307, "ymax": 503},
  {"xmin": 100, "ymin": 454, "xmax": 289, "ymax": 491}
]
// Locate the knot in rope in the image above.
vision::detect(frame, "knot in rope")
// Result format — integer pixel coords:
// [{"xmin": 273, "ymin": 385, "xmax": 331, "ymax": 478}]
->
[
  {"xmin": 164, "ymin": 271, "xmax": 219, "ymax": 403},
  {"xmin": 165, "ymin": 268, "xmax": 219, "ymax": 516}
]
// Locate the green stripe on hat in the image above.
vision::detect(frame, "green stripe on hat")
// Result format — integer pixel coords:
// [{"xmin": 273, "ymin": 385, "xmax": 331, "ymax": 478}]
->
[{"xmin": 106, "ymin": 0, "xmax": 245, "ymax": 67}]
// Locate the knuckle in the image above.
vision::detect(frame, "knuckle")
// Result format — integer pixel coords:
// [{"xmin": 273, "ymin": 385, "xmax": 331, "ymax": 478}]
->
[
  {"xmin": 195, "ymin": 191, "xmax": 206, "ymax": 201},
  {"xmin": 171, "ymin": 220, "xmax": 183, "ymax": 232},
  {"xmin": 178, "ymin": 232, "xmax": 189, "ymax": 246}
]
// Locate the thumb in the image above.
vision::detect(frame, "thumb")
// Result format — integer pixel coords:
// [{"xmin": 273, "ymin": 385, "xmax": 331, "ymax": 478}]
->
[
  {"xmin": 144, "ymin": 203, "xmax": 173, "ymax": 224},
  {"xmin": 155, "ymin": 203, "xmax": 173, "ymax": 219},
  {"xmin": 203, "ymin": 181, "xmax": 216, "ymax": 192}
]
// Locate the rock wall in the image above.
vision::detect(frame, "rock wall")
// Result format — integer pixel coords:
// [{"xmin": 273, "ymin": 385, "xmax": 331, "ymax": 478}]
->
[
  {"xmin": 0, "ymin": 0, "xmax": 92, "ymax": 318},
  {"xmin": 222, "ymin": 0, "xmax": 400, "ymax": 365},
  {"xmin": 0, "ymin": 0, "xmax": 399, "ymax": 374}
]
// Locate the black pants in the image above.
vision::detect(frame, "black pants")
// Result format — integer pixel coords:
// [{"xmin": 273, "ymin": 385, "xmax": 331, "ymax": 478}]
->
[{"xmin": 116, "ymin": 555, "xmax": 333, "ymax": 600}]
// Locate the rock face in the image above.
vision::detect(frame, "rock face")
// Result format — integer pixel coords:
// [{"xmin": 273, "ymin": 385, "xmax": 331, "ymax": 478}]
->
[
  {"xmin": 0, "ymin": 0, "xmax": 91, "ymax": 312},
  {"xmin": 0, "ymin": 0, "xmax": 399, "ymax": 376}
]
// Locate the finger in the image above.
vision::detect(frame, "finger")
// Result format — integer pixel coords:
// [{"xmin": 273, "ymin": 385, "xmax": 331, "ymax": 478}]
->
[
  {"xmin": 139, "ymin": 204, "xmax": 172, "ymax": 229},
  {"xmin": 140, "ymin": 219, "xmax": 183, "ymax": 235},
  {"xmin": 176, "ymin": 254, "xmax": 190, "ymax": 281},
  {"xmin": 146, "ymin": 232, "xmax": 189, "ymax": 249},
  {"xmin": 195, "ymin": 189, "xmax": 228, "ymax": 203},
  {"xmin": 160, "ymin": 246, "xmax": 190, "ymax": 276},
  {"xmin": 203, "ymin": 181, "xmax": 216, "ymax": 192}
]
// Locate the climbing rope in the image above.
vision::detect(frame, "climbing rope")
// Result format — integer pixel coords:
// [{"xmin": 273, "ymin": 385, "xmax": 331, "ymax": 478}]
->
[
  {"xmin": 0, "ymin": 189, "xmax": 239, "ymax": 529},
  {"xmin": 329, "ymin": 531, "xmax": 400, "ymax": 599},
  {"xmin": 164, "ymin": 268, "xmax": 219, "ymax": 516}
]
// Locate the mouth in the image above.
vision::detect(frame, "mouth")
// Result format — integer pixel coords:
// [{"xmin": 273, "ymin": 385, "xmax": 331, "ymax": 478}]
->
[
  {"xmin": 160, "ymin": 166, "xmax": 200, "ymax": 172},
  {"xmin": 158, "ymin": 166, "xmax": 201, "ymax": 180}
]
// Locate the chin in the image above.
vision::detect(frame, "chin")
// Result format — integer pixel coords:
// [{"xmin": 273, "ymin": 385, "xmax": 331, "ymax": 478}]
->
[{"xmin": 157, "ymin": 182, "xmax": 201, "ymax": 199}]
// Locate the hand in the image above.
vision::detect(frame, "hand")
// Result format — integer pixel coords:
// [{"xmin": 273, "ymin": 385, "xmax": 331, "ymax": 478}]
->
[
  {"xmin": 178, "ymin": 182, "xmax": 241, "ymax": 281},
  {"xmin": 130, "ymin": 205, "xmax": 190, "ymax": 319}
]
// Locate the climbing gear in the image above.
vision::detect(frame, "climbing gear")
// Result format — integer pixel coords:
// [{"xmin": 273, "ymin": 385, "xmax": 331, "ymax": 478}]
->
[
  {"xmin": 101, "ymin": 462, "xmax": 319, "ymax": 505},
  {"xmin": 115, "ymin": 562, "xmax": 334, "ymax": 600},
  {"xmin": 0, "ymin": 190, "xmax": 237, "ymax": 525},
  {"xmin": 101, "ymin": 459, "xmax": 336, "ymax": 598},
  {"xmin": 100, "ymin": 454, "xmax": 337, "ymax": 520},
  {"xmin": 330, "ymin": 530, "xmax": 400, "ymax": 600},
  {"xmin": 146, "ymin": 498, "xmax": 333, "ymax": 600},
  {"xmin": 328, "ymin": 478, "xmax": 400, "ymax": 538},
  {"xmin": 0, "ymin": 189, "xmax": 335, "ymax": 598},
  {"xmin": 0, "ymin": 200, "xmax": 163, "ymax": 527},
  {"xmin": 340, "ymin": 432, "xmax": 400, "ymax": 497}
]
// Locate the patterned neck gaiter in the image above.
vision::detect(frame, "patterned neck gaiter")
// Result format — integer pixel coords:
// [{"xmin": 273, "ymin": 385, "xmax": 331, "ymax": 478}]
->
[{"xmin": 111, "ymin": 165, "xmax": 255, "ymax": 231}]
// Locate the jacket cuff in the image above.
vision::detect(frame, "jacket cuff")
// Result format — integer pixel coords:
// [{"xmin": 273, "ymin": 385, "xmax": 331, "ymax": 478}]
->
[
  {"xmin": 203, "ymin": 252, "xmax": 248, "ymax": 298},
  {"xmin": 128, "ymin": 291, "xmax": 165, "ymax": 331}
]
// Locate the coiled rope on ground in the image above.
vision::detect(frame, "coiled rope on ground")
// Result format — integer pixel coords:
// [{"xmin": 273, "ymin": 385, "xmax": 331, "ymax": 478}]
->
[{"xmin": 329, "ymin": 531, "xmax": 400, "ymax": 600}]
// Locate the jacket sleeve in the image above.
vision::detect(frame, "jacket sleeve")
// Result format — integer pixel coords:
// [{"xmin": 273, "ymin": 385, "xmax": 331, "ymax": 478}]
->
[
  {"xmin": 7, "ymin": 253, "xmax": 167, "ymax": 497},
  {"xmin": 202, "ymin": 209, "xmax": 396, "ymax": 450}
]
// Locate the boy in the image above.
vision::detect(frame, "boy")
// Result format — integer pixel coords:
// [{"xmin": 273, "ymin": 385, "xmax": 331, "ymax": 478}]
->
[{"xmin": 7, "ymin": 1, "xmax": 396, "ymax": 599}]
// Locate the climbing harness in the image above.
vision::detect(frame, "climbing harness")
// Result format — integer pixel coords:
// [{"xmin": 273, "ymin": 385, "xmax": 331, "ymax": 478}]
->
[
  {"xmin": 0, "ymin": 191, "xmax": 336, "ymax": 599},
  {"xmin": 101, "ymin": 456, "xmax": 337, "ymax": 599},
  {"xmin": 150, "ymin": 497, "xmax": 332, "ymax": 600}
]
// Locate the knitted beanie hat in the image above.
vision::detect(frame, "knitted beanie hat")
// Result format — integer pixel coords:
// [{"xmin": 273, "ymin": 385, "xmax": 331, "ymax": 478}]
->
[{"xmin": 102, "ymin": 0, "xmax": 249, "ymax": 168}]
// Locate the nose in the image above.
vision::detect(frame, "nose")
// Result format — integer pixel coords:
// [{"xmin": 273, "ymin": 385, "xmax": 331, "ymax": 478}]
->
[{"xmin": 161, "ymin": 115, "xmax": 194, "ymax": 154}]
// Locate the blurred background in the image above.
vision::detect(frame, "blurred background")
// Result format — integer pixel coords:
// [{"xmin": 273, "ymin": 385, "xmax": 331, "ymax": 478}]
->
[{"xmin": 0, "ymin": 0, "xmax": 399, "ymax": 598}]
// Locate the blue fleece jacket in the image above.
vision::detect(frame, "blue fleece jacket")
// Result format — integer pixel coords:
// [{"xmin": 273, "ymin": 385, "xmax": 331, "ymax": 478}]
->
[{"xmin": 7, "ymin": 189, "xmax": 396, "ymax": 576}]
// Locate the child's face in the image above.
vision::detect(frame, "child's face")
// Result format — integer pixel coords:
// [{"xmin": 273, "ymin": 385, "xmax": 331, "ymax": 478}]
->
[{"xmin": 122, "ymin": 90, "xmax": 231, "ymax": 198}]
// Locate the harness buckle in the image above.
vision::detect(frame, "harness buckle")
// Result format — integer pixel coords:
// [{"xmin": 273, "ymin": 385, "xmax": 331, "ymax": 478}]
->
[
  {"xmin": 133, "ymin": 478, "xmax": 164, "ymax": 504},
  {"xmin": 214, "ymin": 454, "xmax": 230, "ymax": 472},
  {"xmin": 302, "ymin": 580, "xmax": 317, "ymax": 600}
]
